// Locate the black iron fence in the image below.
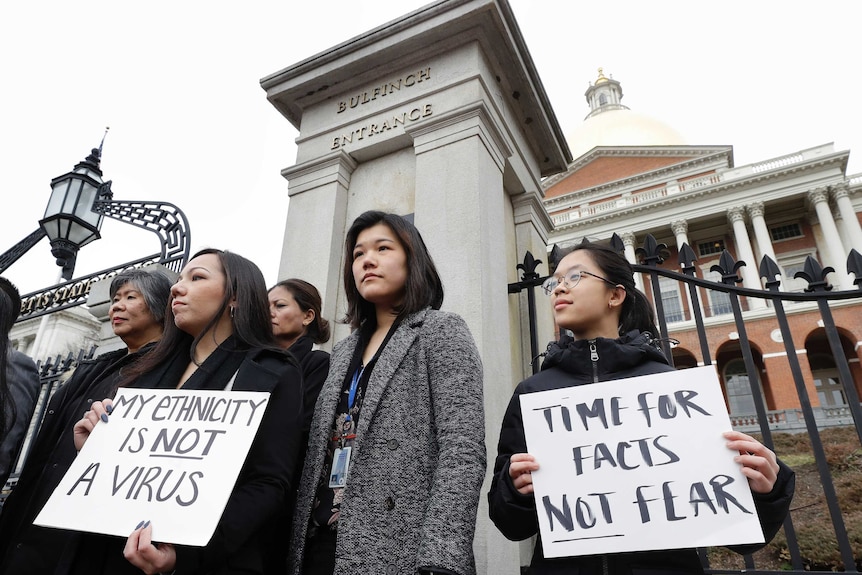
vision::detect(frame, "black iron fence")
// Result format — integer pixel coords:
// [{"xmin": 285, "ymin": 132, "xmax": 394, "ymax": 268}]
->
[
  {"xmin": 509, "ymin": 234, "xmax": 862, "ymax": 573},
  {"xmin": 2, "ymin": 346, "xmax": 96, "ymax": 501}
]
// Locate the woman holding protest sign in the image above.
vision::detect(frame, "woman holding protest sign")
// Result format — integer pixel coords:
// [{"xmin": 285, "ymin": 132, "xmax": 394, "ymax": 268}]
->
[
  {"xmin": 288, "ymin": 211, "xmax": 486, "ymax": 575},
  {"xmin": 69, "ymin": 249, "xmax": 304, "ymax": 575},
  {"xmin": 0, "ymin": 269, "xmax": 172, "ymax": 575},
  {"xmin": 488, "ymin": 242, "xmax": 795, "ymax": 574}
]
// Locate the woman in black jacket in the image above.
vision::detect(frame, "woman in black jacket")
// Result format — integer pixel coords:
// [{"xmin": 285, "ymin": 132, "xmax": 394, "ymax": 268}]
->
[
  {"xmin": 268, "ymin": 278, "xmax": 331, "ymax": 432},
  {"xmin": 71, "ymin": 249, "xmax": 304, "ymax": 575},
  {"xmin": 488, "ymin": 242, "xmax": 794, "ymax": 575}
]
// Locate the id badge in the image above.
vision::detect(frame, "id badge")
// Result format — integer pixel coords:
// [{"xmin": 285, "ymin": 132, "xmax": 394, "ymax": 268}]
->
[{"xmin": 328, "ymin": 446, "xmax": 352, "ymax": 488}]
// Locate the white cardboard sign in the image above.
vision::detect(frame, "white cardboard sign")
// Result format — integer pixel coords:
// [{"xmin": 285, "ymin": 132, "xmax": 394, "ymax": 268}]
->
[
  {"xmin": 35, "ymin": 388, "xmax": 270, "ymax": 546},
  {"xmin": 519, "ymin": 365, "xmax": 764, "ymax": 558}
]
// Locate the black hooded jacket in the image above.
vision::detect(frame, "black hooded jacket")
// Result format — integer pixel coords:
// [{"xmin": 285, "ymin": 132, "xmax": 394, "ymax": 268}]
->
[{"xmin": 488, "ymin": 331, "xmax": 795, "ymax": 575}]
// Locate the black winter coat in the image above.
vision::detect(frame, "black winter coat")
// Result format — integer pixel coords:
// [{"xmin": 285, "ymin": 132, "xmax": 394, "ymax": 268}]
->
[{"xmin": 488, "ymin": 331, "xmax": 795, "ymax": 575}]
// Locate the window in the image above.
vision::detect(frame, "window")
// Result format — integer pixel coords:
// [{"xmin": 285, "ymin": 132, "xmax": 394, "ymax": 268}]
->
[
  {"xmin": 698, "ymin": 239, "xmax": 725, "ymax": 257},
  {"xmin": 599, "ymin": 94, "xmax": 608, "ymax": 106},
  {"xmin": 658, "ymin": 276, "xmax": 685, "ymax": 323},
  {"xmin": 770, "ymin": 222, "xmax": 803, "ymax": 241},
  {"xmin": 809, "ymin": 353, "xmax": 847, "ymax": 407},
  {"xmin": 705, "ymin": 270, "xmax": 732, "ymax": 316},
  {"xmin": 723, "ymin": 359, "xmax": 763, "ymax": 415}
]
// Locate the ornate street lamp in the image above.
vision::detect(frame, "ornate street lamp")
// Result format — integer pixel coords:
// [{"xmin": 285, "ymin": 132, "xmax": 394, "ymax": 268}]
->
[
  {"xmin": 0, "ymin": 136, "xmax": 191, "ymax": 321},
  {"xmin": 40, "ymin": 146, "xmax": 112, "ymax": 279}
]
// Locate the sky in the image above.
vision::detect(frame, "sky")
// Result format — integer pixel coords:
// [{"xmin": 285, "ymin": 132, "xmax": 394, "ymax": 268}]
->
[{"xmin": 1, "ymin": 0, "xmax": 860, "ymax": 296}]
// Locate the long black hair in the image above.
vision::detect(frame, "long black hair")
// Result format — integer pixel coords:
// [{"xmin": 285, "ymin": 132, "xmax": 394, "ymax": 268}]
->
[
  {"xmin": 269, "ymin": 278, "xmax": 331, "ymax": 344},
  {"xmin": 342, "ymin": 211, "xmax": 444, "ymax": 329},
  {"xmin": 566, "ymin": 242, "xmax": 660, "ymax": 338},
  {"xmin": 119, "ymin": 249, "xmax": 282, "ymax": 386}
]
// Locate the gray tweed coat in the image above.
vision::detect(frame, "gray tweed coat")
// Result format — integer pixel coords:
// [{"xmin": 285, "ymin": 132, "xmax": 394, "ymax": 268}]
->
[{"xmin": 289, "ymin": 309, "xmax": 486, "ymax": 575}]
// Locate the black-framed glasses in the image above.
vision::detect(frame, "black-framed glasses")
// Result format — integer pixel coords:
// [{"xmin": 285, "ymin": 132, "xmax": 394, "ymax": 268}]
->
[{"xmin": 541, "ymin": 269, "xmax": 621, "ymax": 296}]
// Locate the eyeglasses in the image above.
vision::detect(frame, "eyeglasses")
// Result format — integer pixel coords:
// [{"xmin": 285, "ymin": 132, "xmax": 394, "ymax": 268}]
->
[{"xmin": 541, "ymin": 269, "xmax": 622, "ymax": 296}]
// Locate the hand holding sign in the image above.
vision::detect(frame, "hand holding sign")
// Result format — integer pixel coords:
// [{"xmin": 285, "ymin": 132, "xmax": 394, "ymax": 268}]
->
[
  {"xmin": 509, "ymin": 453, "xmax": 540, "ymax": 495},
  {"xmin": 73, "ymin": 399, "xmax": 113, "ymax": 451},
  {"xmin": 724, "ymin": 430, "xmax": 780, "ymax": 494},
  {"xmin": 123, "ymin": 522, "xmax": 176, "ymax": 575}
]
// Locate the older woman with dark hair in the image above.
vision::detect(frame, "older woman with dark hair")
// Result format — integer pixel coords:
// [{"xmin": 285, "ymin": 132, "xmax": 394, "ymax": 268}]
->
[
  {"xmin": 290, "ymin": 211, "xmax": 486, "ymax": 575},
  {"xmin": 70, "ymin": 249, "xmax": 304, "ymax": 575},
  {"xmin": 0, "ymin": 268, "xmax": 173, "ymax": 575}
]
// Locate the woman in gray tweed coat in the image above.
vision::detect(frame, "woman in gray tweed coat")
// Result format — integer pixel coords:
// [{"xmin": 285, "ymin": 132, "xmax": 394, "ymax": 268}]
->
[{"xmin": 289, "ymin": 211, "xmax": 486, "ymax": 575}]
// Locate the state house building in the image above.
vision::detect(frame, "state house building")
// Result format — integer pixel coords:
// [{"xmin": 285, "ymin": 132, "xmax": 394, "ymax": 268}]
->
[{"xmin": 542, "ymin": 70, "xmax": 862, "ymax": 431}]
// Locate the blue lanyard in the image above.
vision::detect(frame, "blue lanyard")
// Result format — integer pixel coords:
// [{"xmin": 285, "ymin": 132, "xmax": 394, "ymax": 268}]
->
[{"xmin": 345, "ymin": 364, "xmax": 365, "ymax": 423}]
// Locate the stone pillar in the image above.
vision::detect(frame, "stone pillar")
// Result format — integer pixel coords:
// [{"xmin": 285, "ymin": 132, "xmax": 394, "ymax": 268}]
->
[
  {"xmin": 620, "ymin": 231, "xmax": 644, "ymax": 292},
  {"xmin": 808, "ymin": 187, "xmax": 849, "ymax": 289},
  {"xmin": 670, "ymin": 219, "xmax": 689, "ymax": 250},
  {"xmin": 279, "ymin": 151, "xmax": 357, "ymax": 348},
  {"xmin": 727, "ymin": 207, "xmax": 767, "ymax": 308},
  {"xmin": 745, "ymin": 202, "xmax": 779, "ymax": 283},
  {"xmin": 832, "ymin": 184, "xmax": 862, "ymax": 252},
  {"xmin": 260, "ymin": 3, "xmax": 571, "ymax": 573}
]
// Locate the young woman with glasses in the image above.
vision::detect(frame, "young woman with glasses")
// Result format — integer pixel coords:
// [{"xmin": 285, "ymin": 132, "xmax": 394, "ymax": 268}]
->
[{"xmin": 488, "ymin": 242, "xmax": 795, "ymax": 574}]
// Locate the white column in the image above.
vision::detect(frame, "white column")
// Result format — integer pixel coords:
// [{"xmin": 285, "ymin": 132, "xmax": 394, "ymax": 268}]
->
[
  {"xmin": 809, "ymin": 187, "xmax": 850, "ymax": 289},
  {"xmin": 671, "ymin": 219, "xmax": 689, "ymax": 251},
  {"xmin": 670, "ymin": 220, "xmax": 695, "ymax": 319},
  {"xmin": 746, "ymin": 202, "xmax": 779, "ymax": 283},
  {"xmin": 832, "ymin": 184, "xmax": 862, "ymax": 252},
  {"xmin": 727, "ymin": 207, "xmax": 767, "ymax": 308},
  {"xmin": 620, "ymin": 231, "xmax": 644, "ymax": 292}
]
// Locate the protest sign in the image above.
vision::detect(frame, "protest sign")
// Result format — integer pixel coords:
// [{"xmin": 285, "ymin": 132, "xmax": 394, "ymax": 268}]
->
[
  {"xmin": 520, "ymin": 365, "xmax": 764, "ymax": 558},
  {"xmin": 35, "ymin": 388, "xmax": 270, "ymax": 546}
]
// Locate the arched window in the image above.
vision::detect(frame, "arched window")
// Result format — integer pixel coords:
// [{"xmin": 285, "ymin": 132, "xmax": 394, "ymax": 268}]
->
[
  {"xmin": 599, "ymin": 93, "xmax": 608, "ymax": 106},
  {"xmin": 809, "ymin": 353, "xmax": 846, "ymax": 407},
  {"xmin": 723, "ymin": 359, "xmax": 763, "ymax": 415}
]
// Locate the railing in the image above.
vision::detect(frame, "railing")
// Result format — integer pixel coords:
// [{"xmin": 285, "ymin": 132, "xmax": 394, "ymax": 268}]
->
[
  {"xmin": 510, "ymin": 234, "xmax": 862, "ymax": 573},
  {"xmin": 1, "ymin": 346, "xmax": 97, "ymax": 502},
  {"xmin": 551, "ymin": 173, "xmax": 725, "ymax": 225}
]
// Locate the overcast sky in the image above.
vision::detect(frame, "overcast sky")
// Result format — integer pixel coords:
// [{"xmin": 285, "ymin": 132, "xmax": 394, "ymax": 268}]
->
[{"xmin": 1, "ymin": 0, "xmax": 859, "ymax": 295}]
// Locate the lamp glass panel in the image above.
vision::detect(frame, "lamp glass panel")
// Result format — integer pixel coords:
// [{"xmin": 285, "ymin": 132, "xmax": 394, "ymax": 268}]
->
[
  {"xmin": 67, "ymin": 220, "xmax": 96, "ymax": 245},
  {"xmin": 75, "ymin": 183, "xmax": 101, "ymax": 227},
  {"xmin": 45, "ymin": 179, "xmax": 69, "ymax": 217}
]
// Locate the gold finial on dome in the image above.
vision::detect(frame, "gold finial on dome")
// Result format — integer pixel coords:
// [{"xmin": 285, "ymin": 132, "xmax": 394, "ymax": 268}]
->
[{"xmin": 595, "ymin": 67, "xmax": 609, "ymax": 84}]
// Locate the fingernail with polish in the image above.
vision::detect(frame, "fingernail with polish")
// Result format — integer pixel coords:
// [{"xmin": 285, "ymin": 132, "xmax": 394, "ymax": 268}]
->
[
  {"xmin": 144, "ymin": 520, "xmax": 150, "ymax": 528},
  {"xmin": 135, "ymin": 520, "xmax": 144, "ymax": 530},
  {"xmin": 106, "ymin": 403, "xmax": 113, "ymax": 414},
  {"xmin": 100, "ymin": 413, "xmax": 109, "ymax": 423}
]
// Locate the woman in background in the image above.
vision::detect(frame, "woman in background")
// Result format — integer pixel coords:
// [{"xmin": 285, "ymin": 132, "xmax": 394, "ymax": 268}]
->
[
  {"xmin": 488, "ymin": 242, "xmax": 795, "ymax": 575},
  {"xmin": 0, "ymin": 269, "xmax": 172, "ymax": 575},
  {"xmin": 290, "ymin": 211, "xmax": 486, "ymax": 575},
  {"xmin": 269, "ymin": 278, "xmax": 330, "ymax": 431},
  {"xmin": 71, "ymin": 249, "xmax": 304, "ymax": 575}
]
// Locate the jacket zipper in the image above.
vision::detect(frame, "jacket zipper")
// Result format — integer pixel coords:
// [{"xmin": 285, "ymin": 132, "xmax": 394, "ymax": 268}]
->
[{"xmin": 589, "ymin": 339, "xmax": 599, "ymax": 383}]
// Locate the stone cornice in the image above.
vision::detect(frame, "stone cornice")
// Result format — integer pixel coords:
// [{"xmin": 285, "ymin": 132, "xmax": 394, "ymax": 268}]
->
[
  {"xmin": 542, "ymin": 145, "xmax": 733, "ymax": 190},
  {"xmin": 550, "ymin": 152, "xmax": 850, "ymax": 232},
  {"xmin": 544, "ymin": 149, "xmax": 732, "ymax": 207}
]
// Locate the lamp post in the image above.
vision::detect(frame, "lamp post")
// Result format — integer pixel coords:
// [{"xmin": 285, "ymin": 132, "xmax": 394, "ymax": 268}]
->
[
  {"xmin": 0, "ymin": 138, "xmax": 191, "ymax": 326},
  {"xmin": 40, "ymin": 146, "xmax": 111, "ymax": 280}
]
